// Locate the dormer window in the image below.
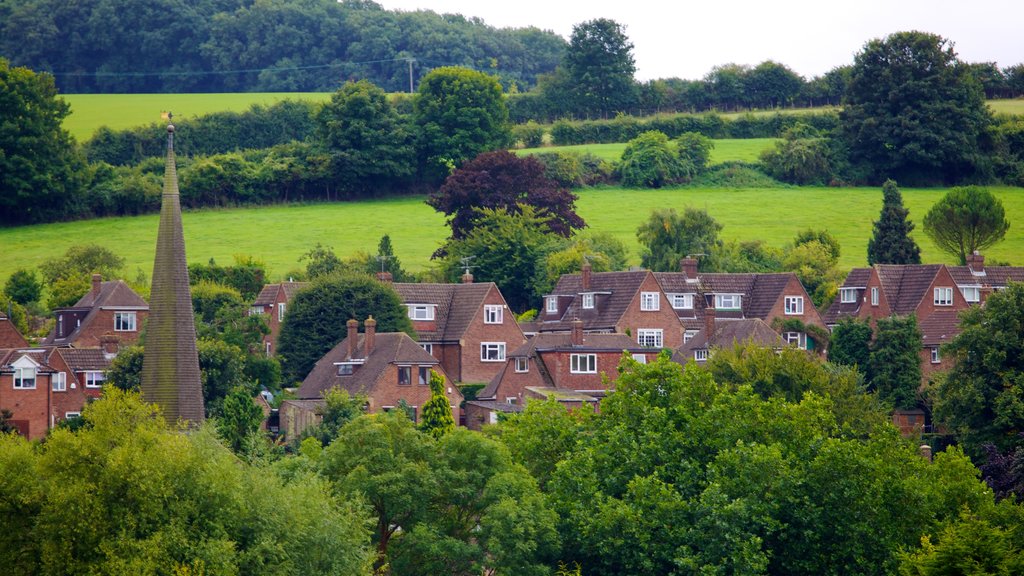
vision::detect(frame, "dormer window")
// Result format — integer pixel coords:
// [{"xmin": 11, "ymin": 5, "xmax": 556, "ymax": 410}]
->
[
  {"xmin": 840, "ymin": 288, "xmax": 857, "ymax": 303},
  {"xmin": 582, "ymin": 293, "xmax": 595, "ymax": 309},
  {"xmin": 546, "ymin": 297, "xmax": 558, "ymax": 314},
  {"xmin": 784, "ymin": 296, "xmax": 804, "ymax": 315},
  {"xmin": 960, "ymin": 286, "xmax": 980, "ymax": 303},
  {"xmin": 337, "ymin": 364, "xmax": 354, "ymax": 376},
  {"xmin": 640, "ymin": 292, "xmax": 660, "ymax": 311},
  {"xmin": 934, "ymin": 287, "xmax": 953, "ymax": 306},
  {"xmin": 408, "ymin": 304, "xmax": 435, "ymax": 321},
  {"xmin": 715, "ymin": 294, "xmax": 742, "ymax": 310},
  {"xmin": 14, "ymin": 367, "xmax": 36, "ymax": 389},
  {"xmin": 114, "ymin": 311, "xmax": 137, "ymax": 331},
  {"xmin": 671, "ymin": 294, "xmax": 694, "ymax": 310}
]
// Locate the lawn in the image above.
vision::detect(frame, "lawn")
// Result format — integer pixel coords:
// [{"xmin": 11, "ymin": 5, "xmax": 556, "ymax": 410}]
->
[
  {"xmin": 62, "ymin": 92, "xmax": 332, "ymax": 142},
  {"xmin": 3, "ymin": 186, "xmax": 1021, "ymax": 288},
  {"xmin": 518, "ymin": 138, "xmax": 778, "ymax": 164}
]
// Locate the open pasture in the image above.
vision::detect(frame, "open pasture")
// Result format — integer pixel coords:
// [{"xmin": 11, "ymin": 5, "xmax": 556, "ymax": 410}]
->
[{"xmin": 3, "ymin": 186, "xmax": 1021, "ymax": 288}]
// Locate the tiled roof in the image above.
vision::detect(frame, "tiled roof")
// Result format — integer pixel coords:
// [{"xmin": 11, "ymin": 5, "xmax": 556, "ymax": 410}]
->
[
  {"xmin": 824, "ymin": 268, "xmax": 873, "ymax": 325},
  {"xmin": 298, "ymin": 332, "xmax": 439, "ymax": 400},
  {"xmin": 948, "ymin": 266, "xmax": 1024, "ymax": 286},
  {"xmin": 392, "ymin": 282, "xmax": 497, "ymax": 341},
  {"xmin": 0, "ymin": 318, "xmax": 28, "ymax": 349},
  {"xmin": 543, "ymin": 270, "xmax": 649, "ymax": 331},
  {"xmin": 657, "ymin": 272, "xmax": 802, "ymax": 321},
  {"xmin": 876, "ymin": 264, "xmax": 942, "ymax": 315},
  {"xmin": 679, "ymin": 318, "xmax": 783, "ymax": 354},
  {"xmin": 253, "ymin": 282, "xmax": 309, "ymax": 306},
  {"xmin": 919, "ymin": 310, "xmax": 962, "ymax": 347},
  {"xmin": 56, "ymin": 348, "xmax": 111, "ymax": 372},
  {"xmin": 844, "ymin": 268, "xmax": 872, "ymax": 288},
  {"xmin": 509, "ymin": 332, "xmax": 647, "ymax": 357},
  {"xmin": 0, "ymin": 349, "xmax": 56, "ymax": 371}
]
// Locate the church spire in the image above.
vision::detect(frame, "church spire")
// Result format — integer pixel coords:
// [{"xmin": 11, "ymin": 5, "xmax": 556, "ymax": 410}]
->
[{"xmin": 141, "ymin": 119, "xmax": 204, "ymax": 425}]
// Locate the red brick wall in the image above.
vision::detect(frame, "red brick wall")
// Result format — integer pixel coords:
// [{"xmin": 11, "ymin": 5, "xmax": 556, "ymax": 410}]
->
[
  {"xmin": 46, "ymin": 353, "xmax": 91, "ymax": 424},
  {"xmin": 363, "ymin": 364, "xmax": 462, "ymax": 424},
  {"xmin": 914, "ymin": 268, "xmax": 970, "ymax": 319},
  {"xmin": 0, "ymin": 373, "xmax": 50, "ymax": 440},
  {"xmin": 616, "ymin": 273, "xmax": 685, "ymax": 349},
  {"xmin": 766, "ymin": 276, "xmax": 828, "ymax": 329},
  {"xmin": 73, "ymin": 310, "xmax": 147, "ymax": 348},
  {"xmin": 858, "ymin": 269, "xmax": 893, "ymax": 323},
  {"xmin": 457, "ymin": 287, "xmax": 526, "ymax": 383},
  {"xmin": 489, "ymin": 360, "xmax": 547, "ymax": 404},
  {"xmin": 542, "ymin": 350, "xmax": 657, "ymax": 393}
]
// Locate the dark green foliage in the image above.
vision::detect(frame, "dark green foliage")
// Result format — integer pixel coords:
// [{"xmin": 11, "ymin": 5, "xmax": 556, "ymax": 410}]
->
[
  {"xmin": 868, "ymin": 180, "xmax": 922, "ymax": 265},
  {"xmin": 39, "ymin": 244, "xmax": 124, "ymax": 285},
  {"xmin": 618, "ymin": 130, "xmax": 688, "ymax": 188},
  {"xmin": 899, "ymin": 506, "xmax": 1024, "ymax": 575},
  {"xmin": 106, "ymin": 345, "xmax": 145, "ymax": 392},
  {"xmin": 300, "ymin": 388, "xmax": 367, "ymax": 448},
  {"xmin": 934, "ymin": 283, "xmax": 1024, "ymax": 458},
  {"xmin": 868, "ymin": 315, "xmax": 923, "ymax": 410},
  {"xmin": 419, "ymin": 370, "xmax": 455, "ymax": 439},
  {"xmin": 414, "ymin": 67, "xmax": 511, "ymax": 180},
  {"xmin": 3, "ymin": 268, "xmax": 42, "ymax": 305},
  {"xmin": 429, "ymin": 150, "xmax": 584, "ymax": 244},
  {"xmin": 840, "ymin": 31, "xmax": 993, "ymax": 184},
  {"xmin": 745, "ymin": 60, "xmax": 804, "ymax": 108},
  {"xmin": 364, "ymin": 234, "xmax": 413, "ymax": 282},
  {"xmin": 188, "ymin": 256, "xmax": 266, "ymax": 300},
  {"xmin": 0, "ymin": 58, "xmax": 85, "ymax": 226},
  {"xmin": 532, "ymin": 151, "xmax": 614, "ymax": 188},
  {"xmin": 542, "ymin": 231, "xmax": 630, "ymax": 289},
  {"xmin": 301, "ymin": 243, "xmax": 343, "ymax": 279},
  {"xmin": 216, "ymin": 386, "xmax": 265, "ymax": 454},
  {"xmin": 923, "ymin": 186, "xmax": 1010, "ymax": 264},
  {"xmin": 565, "ymin": 18, "xmax": 638, "ymax": 118},
  {"xmin": 441, "ymin": 206, "xmax": 559, "ymax": 312},
  {"xmin": 829, "ymin": 317, "xmax": 873, "ymax": 370},
  {"xmin": 710, "ymin": 239, "xmax": 785, "ymax": 273},
  {"xmin": 277, "ymin": 272, "xmax": 413, "ymax": 384},
  {"xmin": 759, "ymin": 133, "xmax": 832, "ymax": 185},
  {"xmin": 637, "ymin": 207, "xmax": 723, "ymax": 272},
  {"xmin": 675, "ymin": 131, "xmax": 714, "ymax": 173},
  {"xmin": 512, "ymin": 121, "xmax": 545, "ymax": 148}
]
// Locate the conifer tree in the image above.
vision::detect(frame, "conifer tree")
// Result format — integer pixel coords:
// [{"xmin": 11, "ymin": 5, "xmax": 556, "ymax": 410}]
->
[
  {"xmin": 868, "ymin": 315, "xmax": 922, "ymax": 410},
  {"xmin": 867, "ymin": 180, "xmax": 922, "ymax": 265},
  {"xmin": 420, "ymin": 369, "xmax": 455, "ymax": 439}
]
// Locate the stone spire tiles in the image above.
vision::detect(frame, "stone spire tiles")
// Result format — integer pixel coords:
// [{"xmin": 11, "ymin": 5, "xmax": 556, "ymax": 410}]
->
[{"xmin": 141, "ymin": 122, "xmax": 204, "ymax": 425}]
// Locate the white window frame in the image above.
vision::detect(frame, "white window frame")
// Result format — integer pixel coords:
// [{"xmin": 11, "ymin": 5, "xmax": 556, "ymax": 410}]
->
[
  {"xmin": 64, "ymin": 412, "xmax": 81, "ymax": 419},
  {"xmin": 420, "ymin": 343, "xmax": 433, "ymax": 355},
  {"xmin": 52, "ymin": 372, "xmax": 67, "ymax": 392},
  {"xmin": 640, "ymin": 292, "xmax": 660, "ymax": 311},
  {"xmin": 505, "ymin": 397, "xmax": 518, "ymax": 406},
  {"xmin": 694, "ymin": 349, "xmax": 708, "ymax": 361},
  {"xmin": 114, "ymin": 311, "xmax": 137, "ymax": 331},
  {"xmin": 632, "ymin": 354, "xmax": 647, "ymax": 364},
  {"xmin": 840, "ymin": 288, "xmax": 857, "ymax": 304},
  {"xmin": 484, "ymin": 304, "xmax": 503, "ymax": 324},
  {"xmin": 277, "ymin": 302, "xmax": 286, "ymax": 320},
  {"xmin": 784, "ymin": 296, "xmax": 804, "ymax": 315},
  {"xmin": 84, "ymin": 371, "xmax": 106, "ymax": 388},
  {"xmin": 570, "ymin": 353, "xmax": 597, "ymax": 374},
  {"xmin": 581, "ymin": 293, "xmax": 595, "ymax": 309},
  {"xmin": 871, "ymin": 287, "xmax": 879, "ymax": 306},
  {"xmin": 337, "ymin": 363, "xmax": 355, "ymax": 376},
  {"xmin": 960, "ymin": 286, "xmax": 981, "ymax": 303},
  {"xmin": 546, "ymin": 297, "xmax": 558, "ymax": 314},
  {"xmin": 14, "ymin": 367, "xmax": 36, "ymax": 389},
  {"xmin": 683, "ymin": 331, "xmax": 697, "ymax": 343},
  {"xmin": 715, "ymin": 294, "xmax": 742, "ymax": 310},
  {"xmin": 931, "ymin": 347, "xmax": 941, "ymax": 364},
  {"xmin": 480, "ymin": 342, "xmax": 506, "ymax": 362},
  {"xmin": 671, "ymin": 293, "xmax": 694, "ymax": 310},
  {"xmin": 637, "ymin": 328, "xmax": 664, "ymax": 348},
  {"xmin": 408, "ymin": 304, "xmax": 434, "ymax": 321},
  {"xmin": 249, "ymin": 306, "xmax": 265, "ymax": 316},
  {"xmin": 784, "ymin": 332, "xmax": 807, "ymax": 350},
  {"xmin": 514, "ymin": 357, "xmax": 529, "ymax": 373},
  {"xmin": 934, "ymin": 287, "xmax": 953, "ymax": 306}
]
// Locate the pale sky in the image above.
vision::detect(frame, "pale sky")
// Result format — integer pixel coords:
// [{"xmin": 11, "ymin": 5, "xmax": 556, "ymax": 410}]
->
[{"xmin": 374, "ymin": 0, "xmax": 1023, "ymax": 81}]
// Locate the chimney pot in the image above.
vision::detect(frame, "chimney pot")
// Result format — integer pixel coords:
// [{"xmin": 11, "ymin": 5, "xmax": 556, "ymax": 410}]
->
[
  {"xmin": 571, "ymin": 318, "xmax": 584, "ymax": 345},
  {"xmin": 92, "ymin": 274, "xmax": 102, "ymax": 299},
  {"xmin": 919, "ymin": 444, "xmax": 933, "ymax": 462},
  {"xmin": 967, "ymin": 251, "xmax": 985, "ymax": 273},
  {"xmin": 581, "ymin": 262, "xmax": 592, "ymax": 290},
  {"xmin": 376, "ymin": 271, "xmax": 393, "ymax": 283},
  {"xmin": 364, "ymin": 316, "xmax": 377, "ymax": 357},
  {"xmin": 461, "ymin": 272, "xmax": 473, "ymax": 284},
  {"xmin": 347, "ymin": 319, "xmax": 358, "ymax": 359}
]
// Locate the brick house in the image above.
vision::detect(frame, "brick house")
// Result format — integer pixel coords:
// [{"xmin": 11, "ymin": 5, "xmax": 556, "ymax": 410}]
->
[
  {"xmin": 43, "ymin": 274, "xmax": 148, "ymax": 350},
  {"xmin": 0, "ymin": 316, "xmax": 28, "ymax": 349},
  {"xmin": 468, "ymin": 320, "xmax": 661, "ymax": 429},
  {"xmin": 250, "ymin": 281, "xmax": 308, "ymax": 356},
  {"xmin": 392, "ymin": 278, "xmax": 526, "ymax": 384},
  {"xmin": 655, "ymin": 258, "xmax": 827, "ymax": 353},
  {"xmin": 0, "ymin": 346, "xmax": 112, "ymax": 439},
  {"xmin": 285, "ymin": 317, "xmax": 463, "ymax": 439},
  {"xmin": 541, "ymin": 263, "xmax": 684, "ymax": 349}
]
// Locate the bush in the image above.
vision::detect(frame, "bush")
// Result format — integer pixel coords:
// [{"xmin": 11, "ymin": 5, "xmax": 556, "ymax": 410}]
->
[
  {"xmin": 760, "ymin": 136, "xmax": 833, "ymax": 185},
  {"xmin": 619, "ymin": 131, "xmax": 689, "ymax": 188},
  {"xmin": 533, "ymin": 151, "xmax": 614, "ymax": 187},
  {"xmin": 513, "ymin": 121, "xmax": 546, "ymax": 148}
]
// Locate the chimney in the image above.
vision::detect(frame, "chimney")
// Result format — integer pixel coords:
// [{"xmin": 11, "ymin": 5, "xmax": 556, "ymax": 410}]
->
[
  {"xmin": 347, "ymin": 319, "xmax": 358, "ymax": 359},
  {"xmin": 100, "ymin": 333, "xmax": 120, "ymax": 359},
  {"xmin": 364, "ymin": 316, "xmax": 376, "ymax": 357},
  {"xmin": 704, "ymin": 301, "xmax": 716, "ymax": 338},
  {"xmin": 919, "ymin": 444, "xmax": 933, "ymax": 462},
  {"xmin": 581, "ymin": 261, "xmax": 592, "ymax": 290},
  {"xmin": 91, "ymin": 274, "xmax": 102, "ymax": 299},
  {"xmin": 680, "ymin": 258, "xmax": 698, "ymax": 279},
  {"xmin": 571, "ymin": 318, "xmax": 584, "ymax": 345},
  {"xmin": 461, "ymin": 271, "xmax": 473, "ymax": 284},
  {"xmin": 376, "ymin": 271, "xmax": 393, "ymax": 283},
  {"xmin": 966, "ymin": 251, "xmax": 984, "ymax": 274}
]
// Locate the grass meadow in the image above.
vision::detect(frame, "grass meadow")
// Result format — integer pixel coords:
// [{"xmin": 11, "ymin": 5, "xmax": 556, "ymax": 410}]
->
[{"xmin": 3, "ymin": 186, "xmax": 1021, "ymax": 288}]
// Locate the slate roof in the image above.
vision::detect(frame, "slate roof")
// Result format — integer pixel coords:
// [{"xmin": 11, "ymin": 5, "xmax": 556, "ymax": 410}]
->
[
  {"xmin": 656, "ymin": 271, "xmax": 804, "ymax": 322},
  {"xmin": 392, "ymin": 282, "xmax": 497, "ymax": 341},
  {"xmin": 679, "ymin": 318, "xmax": 783, "ymax": 354},
  {"xmin": 253, "ymin": 282, "xmax": 309, "ymax": 306},
  {"xmin": 542, "ymin": 270, "xmax": 649, "ymax": 331},
  {"xmin": 918, "ymin": 310, "xmax": 962, "ymax": 347},
  {"xmin": 823, "ymin": 268, "xmax": 872, "ymax": 325},
  {"xmin": 0, "ymin": 317, "xmax": 28, "ymax": 349},
  {"xmin": 0, "ymin": 348, "xmax": 56, "ymax": 372},
  {"xmin": 56, "ymin": 348, "xmax": 111, "ymax": 372},
  {"xmin": 947, "ymin": 266, "xmax": 1024, "ymax": 286},
  {"xmin": 876, "ymin": 264, "xmax": 943, "ymax": 315},
  {"xmin": 43, "ymin": 280, "xmax": 149, "ymax": 346},
  {"xmin": 298, "ymin": 332, "xmax": 439, "ymax": 400}
]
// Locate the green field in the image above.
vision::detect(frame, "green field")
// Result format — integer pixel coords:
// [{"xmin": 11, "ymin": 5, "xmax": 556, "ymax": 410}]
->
[
  {"xmin": 989, "ymin": 99, "xmax": 1024, "ymax": 116},
  {"xmin": 62, "ymin": 92, "xmax": 332, "ymax": 142},
  {"xmin": 519, "ymin": 138, "xmax": 778, "ymax": 164},
  {"xmin": 3, "ymin": 186, "xmax": 1021, "ymax": 288}
]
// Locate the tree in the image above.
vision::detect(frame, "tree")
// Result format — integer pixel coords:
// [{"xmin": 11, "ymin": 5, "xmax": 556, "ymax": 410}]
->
[
  {"xmin": 419, "ymin": 369, "xmax": 455, "ymax": 439},
  {"xmin": 414, "ymin": 66, "xmax": 511, "ymax": 180},
  {"xmin": 301, "ymin": 388, "xmax": 367, "ymax": 447},
  {"xmin": 745, "ymin": 60, "xmax": 804, "ymax": 108},
  {"xmin": 216, "ymin": 386, "xmax": 265, "ymax": 454},
  {"xmin": 3, "ymin": 268, "xmax": 42, "ymax": 305},
  {"xmin": 637, "ymin": 207, "xmax": 723, "ymax": 272},
  {"xmin": 365, "ymin": 234, "xmax": 413, "ymax": 282},
  {"xmin": 618, "ymin": 130, "xmax": 687, "ymax": 188},
  {"xmin": 564, "ymin": 18, "xmax": 637, "ymax": 117},
  {"xmin": 840, "ymin": 31, "xmax": 992, "ymax": 184},
  {"xmin": 315, "ymin": 80, "xmax": 414, "ymax": 195},
  {"xmin": 675, "ymin": 131, "xmax": 714, "ymax": 174},
  {"xmin": 441, "ymin": 205, "xmax": 559, "ymax": 312},
  {"xmin": 428, "ymin": 150, "xmax": 584, "ymax": 244},
  {"xmin": 38, "ymin": 244, "xmax": 125, "ymax": 285},
  {"xmin": 867, "ymin": 180, "xmax": 922, "ymax": 265},
  {"xmin": 868, "ymin": 315, "xmax": 923, "ymax": 410},
  {"xmin": 829, "ymin": 317, "xmax": 873, "ymax": 370},
  {"xmin": 0, "ymin": 58, "xmax": 84, "ymax": 226},
  {"xmin": 933, "ymin": 282, "xmax": 1024, "ymax": 457},
  {"xmin": 784, "ymin": 232, "xmax": 843, "ymax": 308},
  {"xmin": 759, "ymin": 130, "xmax": 832, "ymax": 185},
  {"xmin": 301, "ymin": 243, "xmax": 343, "ymax": 279},
  {"xmin": 923, "ymin": 186, "xmax": 1010, "ymax": 264},
  {"xmin": 542, "ymin": 231, "xmax": 629, "ymax": 290},
  {"xmin": 277, "ymin": 272, "xmax": 413, "ymax": 384}
]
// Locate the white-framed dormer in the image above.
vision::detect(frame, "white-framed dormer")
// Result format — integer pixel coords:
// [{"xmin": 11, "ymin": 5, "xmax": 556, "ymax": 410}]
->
[
  {"xmin": 407, "ymin": 304, "xmax": 436, "ymax": 321},
  {"xmin": 959, "ymin": 285, "xmax": 981, "ymax": 303},
  {"xmin": 484, "ymin": 304, "xmax": 504, "ymax": 324},
  {"xmin": 714, "ymin": 293, "xmax": 743, "ymax": 311},
  {"xmin": 581, "ymin": 292, "xmax": 595, "ymax": 309},
  {"xmin": 840, "ymin": 287, "xmax": 860, "ymax": 304},
  {"xmin": 640, "ymin": 292, "xmax": 660, "ymax": 311},
  {"xmin": 668, "ymin": 293, "xmax": 695, "ymax": 310},
  {"xmin": 11, "ymin": 355, "xmax": 40, "ymax": 390}
]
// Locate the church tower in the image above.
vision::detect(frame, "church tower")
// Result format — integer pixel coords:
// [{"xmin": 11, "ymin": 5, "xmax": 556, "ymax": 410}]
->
[{"xmin": 141, "ymin": 120, "xmax": 204, "ymax": 424}]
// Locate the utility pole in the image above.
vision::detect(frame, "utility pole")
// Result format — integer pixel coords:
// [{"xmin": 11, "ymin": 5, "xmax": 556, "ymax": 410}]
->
[{"xmin": 407, "ymin": 58, "xmax": 415, "ymax": 93}]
